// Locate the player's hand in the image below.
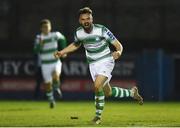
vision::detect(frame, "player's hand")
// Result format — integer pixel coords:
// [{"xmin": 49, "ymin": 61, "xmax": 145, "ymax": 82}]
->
[
  {"xmin": 62, "ymin": 54, "xmax": 67, "ymax": 58},
  {"xmin": 54, "ymin": 51, "xmax": 65, "ymax": 58},
  {"xmin": 112, "ymin": 51, "xmax": 121, "ymax": 60}
]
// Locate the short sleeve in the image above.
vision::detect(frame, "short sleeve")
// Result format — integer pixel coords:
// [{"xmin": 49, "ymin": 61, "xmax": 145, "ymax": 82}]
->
[
  {"xmin": 55, "ymin": 32, "xmax": 67, "ymax": 50},
  {"xmin": 33, "ymin": 35, "xmax": 42, "ymax": 53},
  {"xmin": 55, "ymin": 32, "xmax": 65, "ymax": 40},
  {"xmin": 102, "ymin": 26, "xmax": 117, "ymax": 44},
  {"xmin": 35, "ymin": 35, "xmax": 41, "ymax": 44},
  {"xmin": 74, "ymin": 32, "xmax": 81, "ymax": 45}
]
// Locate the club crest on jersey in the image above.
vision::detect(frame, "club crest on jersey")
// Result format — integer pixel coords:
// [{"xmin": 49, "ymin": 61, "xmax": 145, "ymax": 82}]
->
[{"xmin": 96, "ymin": 37, "xmax": 100, "ymax": 41}]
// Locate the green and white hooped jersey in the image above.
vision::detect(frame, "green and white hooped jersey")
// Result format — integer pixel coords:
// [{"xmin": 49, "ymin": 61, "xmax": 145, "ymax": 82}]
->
[
  {"xmin": 34, "ymin": 32, "xmax": 66, "ymax": 64},
  {"xmin": 74, "ymin": 24, "xmax": 116, "ymax": 63}
]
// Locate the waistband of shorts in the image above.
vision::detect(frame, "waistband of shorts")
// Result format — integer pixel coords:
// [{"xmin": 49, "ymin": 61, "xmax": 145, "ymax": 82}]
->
[{"xmin": 41, "ymin": 59, "xmax": 60, "ymax": 64}]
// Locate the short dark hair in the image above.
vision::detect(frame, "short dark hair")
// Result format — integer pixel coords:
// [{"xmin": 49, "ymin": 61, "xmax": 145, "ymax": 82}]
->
[
  {"xmin": 79, "ymin": 7, "xmax": 92, "ymax": 16},
  {"xmin": 40, "ymin": 19, "xmax": 51, "ymax": 26}
]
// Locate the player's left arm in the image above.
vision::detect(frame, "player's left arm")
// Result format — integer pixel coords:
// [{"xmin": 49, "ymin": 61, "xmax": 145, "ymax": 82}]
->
[
  {"xmin": 103, "ymin": 26, "xmax": 123, "ymax": 60},
  {"xmin": 56, "ymin": 32, "xmax": 67, "ymax": 58},
  {"xmin": 111, "ymin": 40, "xmax": 123, "ymax": 60},
  {"xmin": 58, "ymin": 36, "xmax": 67, "ymax": 50},
  {"xmin": 33, "ymin": 35, "xmax": 43, "ymax": 54}
]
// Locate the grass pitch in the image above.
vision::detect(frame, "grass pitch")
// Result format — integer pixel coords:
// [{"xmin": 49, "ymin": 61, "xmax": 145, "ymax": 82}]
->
[{"xmin": 0, "ymin": 101, "xmax": 180, "ymax": 127}]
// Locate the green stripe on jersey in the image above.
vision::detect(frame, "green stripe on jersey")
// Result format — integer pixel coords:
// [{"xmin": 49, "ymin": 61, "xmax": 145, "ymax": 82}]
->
[
  {"xmin": 81, "ymin": 36, "xmax": 104, "ymax": 44},
  {"xmin": 86, "ymin": 44, "xmax": 108, "ymax": 53},
  {"xmin": 87, "ymin": 53, "xmax": 112, "ymax": 63},
  {"xmin": 43, "ymin": 38, "xmax": 57, "ymax": 44},
  {"xmin": 41, "ymin": 48, "xmax": 57, "ymax": 54},
  {"xmin": 41, "ymin": 59, "xmax": 58, "ymax": 64}
]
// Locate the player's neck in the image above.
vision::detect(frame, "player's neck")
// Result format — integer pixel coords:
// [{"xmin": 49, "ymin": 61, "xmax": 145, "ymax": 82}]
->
[
  {"xmin": 84, "ymin": 25, "xmax": 93, "ymax": 34},
  {"xmin": 41, "ymin": 32, "xmax": 50, "ymax": 35}
]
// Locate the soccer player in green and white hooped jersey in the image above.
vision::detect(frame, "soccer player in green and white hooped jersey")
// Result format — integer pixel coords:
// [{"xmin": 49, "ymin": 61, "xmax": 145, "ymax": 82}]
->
[
  {"xmin": 54, "ymin": 7, "xmax": 143, "ymax": 124},
  {"xmin": 34, "ymin": 19, "xmax": 67, "ymax": 108}
]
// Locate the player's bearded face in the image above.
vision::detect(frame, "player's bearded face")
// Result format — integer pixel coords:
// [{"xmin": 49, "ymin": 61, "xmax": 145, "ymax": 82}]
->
[{"xmin": 79, "ymin": 13, "xmax": 93, "ymax": 30}]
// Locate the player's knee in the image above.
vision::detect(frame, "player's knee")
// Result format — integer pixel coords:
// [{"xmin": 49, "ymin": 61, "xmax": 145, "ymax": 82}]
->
[
  {"xmin": 44, "ymin": 82, "xmax": 52, "ymax": 92},
  {"xmin": 104, "ymin": 90, "xmax": 111, "ymax": 97},
  {"xmin": 94, "ymin": 84, "xmax": 102, "ymax": 93},
  {"xmin": 104, "ymin": 92, "xmax": 109, "ymax": 97},
  {"xmin": 52, "ymin": 71, "xmax": 60, "ymax": 81}
]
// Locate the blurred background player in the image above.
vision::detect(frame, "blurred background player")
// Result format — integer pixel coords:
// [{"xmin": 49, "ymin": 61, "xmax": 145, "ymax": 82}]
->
[
  {"xmin": 54, "ymin": 7, "xmax": 143, "ymax": 124},
  {"xmin": 34, "ymin": 19, "xmax": 67, "ymax": 108}
]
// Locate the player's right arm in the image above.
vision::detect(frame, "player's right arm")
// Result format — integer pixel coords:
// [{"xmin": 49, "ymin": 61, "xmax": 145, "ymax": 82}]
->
[
  {"xmin": 54, "ymin": 42, "xmax": 81, "ymax": 58},
  {"xmin": 33, "ymin": 35, "xmax": 43, "ymax": 53},
  {"xmin": 54, "ymin": 31, "xmax": 81, "ymax": 58}
]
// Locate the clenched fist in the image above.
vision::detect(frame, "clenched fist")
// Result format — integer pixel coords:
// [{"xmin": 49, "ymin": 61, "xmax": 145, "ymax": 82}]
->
[
  {"xmin": 54, "ymin": 51, "xmax": 67, "ymax": 58},
  {"xmin": 112, "ymin": 51, "xmax": 121, "ymax": 60}
]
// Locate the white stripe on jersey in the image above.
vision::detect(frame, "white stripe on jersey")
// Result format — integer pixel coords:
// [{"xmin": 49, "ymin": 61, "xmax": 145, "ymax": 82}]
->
[
  {"xmin": 43, "ymin": 42, "xmax": 58, "ymax": 50},
  {"xmin": 40, "ymin": 53, "xmax": 56, "ymax": 61},
  {"xmin": 77, "ymin": 26, "xmax": 102, "ymax": 41},
  {"xmin": 83, "ymin": 40, "xmax": 106, "ymax": 50},
  {"xmin": 86, "ymin": 47, "xmax": 110, "ymax": 60},
  {"xmin": 75, "ymin": 24, "xmax": 116, "ymax": 62},
  {"xmin": 36, "ymin": 32, "xmax": 59, "ymax": 62}
]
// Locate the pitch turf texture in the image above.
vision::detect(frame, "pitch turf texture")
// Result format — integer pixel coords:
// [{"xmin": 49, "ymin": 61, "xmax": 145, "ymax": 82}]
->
[{"xmin": 0, "ymin": 101, "xmax": 180, "ymax": 127}]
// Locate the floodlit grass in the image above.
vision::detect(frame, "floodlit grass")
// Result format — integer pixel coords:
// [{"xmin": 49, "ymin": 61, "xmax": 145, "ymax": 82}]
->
[{"xmin": 0, "ymin": 101, "xmax": 180, "ymax": 127}]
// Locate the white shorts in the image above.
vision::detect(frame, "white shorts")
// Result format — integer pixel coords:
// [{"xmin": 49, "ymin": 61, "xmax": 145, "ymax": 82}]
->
[
  {"xmin": 89, "ymin": 57, "xmax": 115, "ymax": 85},
  {"xmin": 41, "ymin": 60, "xmax": 62, "ymax": 83}
]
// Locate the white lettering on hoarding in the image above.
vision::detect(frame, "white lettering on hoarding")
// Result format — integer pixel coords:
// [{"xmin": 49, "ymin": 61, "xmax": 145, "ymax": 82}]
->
[
  {"xmin": 112, "ymin": 61, "xmax": 134, "ymax": 76},
  {"xmin": 11, "ymin": 61, "xmax": 21, "ymax": 75},
  {"xmin": 3, "ymin": 61, "xmax": 12, "ymax": 75},
  {"xmin": 0, "ymin": 58, "xmax": 135, "ymax": 77},
  {"xmin": 24, "ymin": 61, "xmax": 34, "ymax": 75},
  {"xmin": 0, "ymin": 60, "xmax": 35, "ymax": 76},
  {"xmin": 62, "ymin": 61, "xmax": 88, "ymax": 76}
]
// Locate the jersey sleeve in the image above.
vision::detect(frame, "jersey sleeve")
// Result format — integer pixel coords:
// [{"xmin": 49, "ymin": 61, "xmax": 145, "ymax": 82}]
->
[
  {"xmin": 55, "ymin": 32, "xmax": 67, "ymax": 50},
  {"xmin": 33, "ymin": 35, "xmax": 42, "ymax": 53},
  {"xmin": 56, "ymin": 32, "xmax": 65, "ymax": 40},
  {"xmin": 102, "ymin": 26, "xmax": 117, "ymax": 44},
  {"xmin": 74, "ymin": 32, "xmax": 81, "ymax": 45}
]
